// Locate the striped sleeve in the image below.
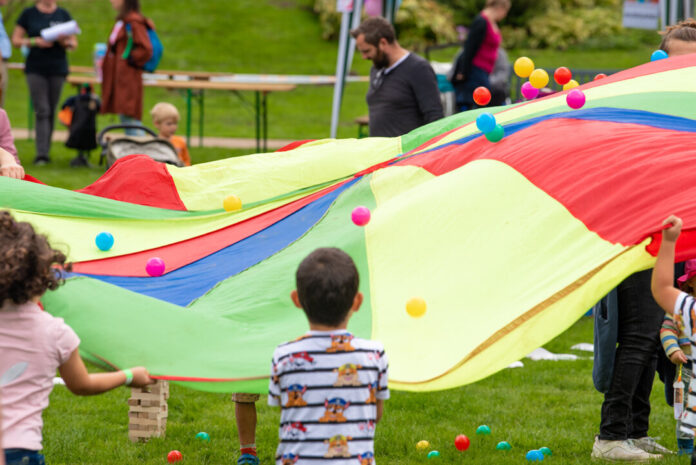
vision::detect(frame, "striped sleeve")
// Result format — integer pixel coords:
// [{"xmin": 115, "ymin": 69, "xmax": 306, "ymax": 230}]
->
[
  {"xmin": 377, "ymin": 348, "xmax": 390, "ymax": 400},
  {"xmin": 268, "ymin": 351, "xmax": 281, "ymax": 407},
  {"xmin": 675, "ymin": 292, "xmax": 696, "ymax": 340},
  {"xmin": 661, "ymin": 314, "xmax": 681, "ymax": 357}
]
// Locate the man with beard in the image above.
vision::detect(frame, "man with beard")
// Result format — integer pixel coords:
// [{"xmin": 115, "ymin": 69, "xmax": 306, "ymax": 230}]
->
[{"xmin": 351, "ymin": 17, "xmax": 443, "ymax": 137}]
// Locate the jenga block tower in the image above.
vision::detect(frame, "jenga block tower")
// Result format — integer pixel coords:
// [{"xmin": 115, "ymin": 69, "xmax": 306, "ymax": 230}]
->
[{"xmin": 128, "ymin": 380, "xmax": 169, "ymax": 443}]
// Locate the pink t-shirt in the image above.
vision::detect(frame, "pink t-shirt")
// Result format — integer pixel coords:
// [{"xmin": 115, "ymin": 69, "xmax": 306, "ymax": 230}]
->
[
  {"xmin": 0, "ymin": 109, "xmax": 19, "ymax": 164},
  {"xmin": 472, "ymin": 13, "xmax": 502, "ymax": 74},
  {"xmin": 0, "ymin": 301, "xmax": 80, "ymax": 450}
]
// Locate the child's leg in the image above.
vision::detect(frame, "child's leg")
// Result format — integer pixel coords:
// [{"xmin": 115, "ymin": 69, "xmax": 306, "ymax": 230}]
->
[
  {"xmin": 680, "ymin": 364, "xmax": 695, "ymax": 453},
  {"xmin": 233, "ymin": 393, "xmax": 260, "ymax": 463}
]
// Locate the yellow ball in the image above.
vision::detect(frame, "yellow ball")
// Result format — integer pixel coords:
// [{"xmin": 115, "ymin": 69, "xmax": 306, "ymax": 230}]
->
[
  {"xmin": 417, "ymin": 440, "xmax": 430, "ymax": 450},
  {"xmin": 563, "ymin": 79, "xmax": 580, "ymax": 91},
  {"xmin": 529, "ymin": 69, "xmax": 549, "ymax": 89},
  {"xmin": 406, "ymin": 297, "xmax": 427, "ymax": 318},
  {"xmin": 514, "ymin": 57, "xmax": 535, "ymax": 78},
  {"xmin": 223, "ymin": 195, "xmax": 242, "ymax": 212}
]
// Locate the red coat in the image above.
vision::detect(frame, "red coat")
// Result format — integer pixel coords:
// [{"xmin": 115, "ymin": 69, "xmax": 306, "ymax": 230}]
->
[{"xmin": 101, "ymin": 12, "xmax": 153, "ymax": 120}]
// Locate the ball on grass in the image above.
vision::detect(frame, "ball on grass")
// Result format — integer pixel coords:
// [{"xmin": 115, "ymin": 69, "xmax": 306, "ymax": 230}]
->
[
  {"xmin": 417, "ymin": 440, "xmax": 430, "ymax": 450},
  {"xmin": 514, "ymin": 57, "xmax": 535, "ymax": 78},
  {"xmin": 526, "ymin": 449, "xmax": 544, "ymax": 461},
  {"xmin": 167, "ymin": 450, "xmax": 183, "ymax": 463},
  {"xmin": 454, "ymin": 434, "xmax": 470, "ymax": 451},
  {"xmin": 427, "ymin": 450, "xmax": 440, "ymax": 459},
  {"xmin": 476, "ymin": 425, "xmax": 491, "ymax": 435},
  {"xmin": 473, "ymin": 86, "xmax": 492, "ymax": 106},
  {"xmin": 351, "ymin": 206, "xmax": 371, "ymax": 226},
  {"xmin": 475, "ymin": 112, "xmax": 497, "ymax": 133},
  {"xmin": 496, "ymin": 441, "xmax": 512, "ymax": 451},
  {"xmin": 196, "ymin": 431, "xmax": 210, "ymax": 442},
  {"xmin": 145, "ymin": 257, "xmax": 166, "ymax": 277},
  {"xmin": 539, "ymin": 447, "xmax": 552, "ymax": 456},
  {"xmin": 485, "ymin": 124, "xmax": 505, "ymax": 143},
  {"xmin": 406, "ymin": 297, "xmax": 427, "ymax": 318},
  {"xmin": 95, "ymin": 232, "xmax": 114, "ymax": 251}
]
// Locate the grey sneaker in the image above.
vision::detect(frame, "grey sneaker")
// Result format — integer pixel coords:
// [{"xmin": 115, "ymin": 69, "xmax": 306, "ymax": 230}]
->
[
  {"xmin": 631, "ymin": 437, "xmax": 674, "ymax": 455},
  {"xmin": 591, "ymin": 436, "xmax": 662, "ymax": 462}
]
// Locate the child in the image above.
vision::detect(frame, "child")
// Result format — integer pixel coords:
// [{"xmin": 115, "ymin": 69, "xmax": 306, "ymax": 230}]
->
[
  {"xmin": 61, "ymin": 83, "xmax": 101, "ymax": 168},
  {"xmin": 652, "ymin": 216, "xmax": 696, "ymax": 465},
  {"xmin": 660, "ymin": 259, "xmax": 696, "ymax": 455},
  {"xmin": 660, "ymin": 18, "xmax": 696, "ymax": 57},
  {"xmin": 0, "ymin": 211, "xmax": 154, "ymax": 464},
  {"xmin": 150, "ymin": 102, "xmax": 191, "ymax": 166},
  {"xmin": 269, "ymin": 248, "xmax": 389, "ymax": 464}
]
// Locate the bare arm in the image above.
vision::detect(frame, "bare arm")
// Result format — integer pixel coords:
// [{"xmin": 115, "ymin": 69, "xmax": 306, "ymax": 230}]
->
[
  {"xmin": 376, "ymin": 399, "xmax": 384, "ymax": 423},
  {"xmin": 651, "ymin": 215, "xmax": 683, "ymax": 314},
  {"xmin": 58, "ymin": 349, "xmax": 154, "ymax": 396},
  {"xmin": 11, "ymin": 25, "xmax": 53, "ymax": 49},
  {"xmin": 0, "ymin": 148, "xmax": 23, "ymax": 179}
]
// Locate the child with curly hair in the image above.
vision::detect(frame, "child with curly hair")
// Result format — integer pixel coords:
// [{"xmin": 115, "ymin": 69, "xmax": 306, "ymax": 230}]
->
[
  {"xmin": 660, "ymin": 18, "xmax": 696, "ymax": 56},
  {"xmin": 0, "ymin": 211, "xmax": 154, "ymax": 465}
]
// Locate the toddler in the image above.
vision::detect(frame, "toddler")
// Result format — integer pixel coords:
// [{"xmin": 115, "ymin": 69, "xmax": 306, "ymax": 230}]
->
[{"xmin": 150, "ymin": 102, "xmax": 190, "ymax": 166}]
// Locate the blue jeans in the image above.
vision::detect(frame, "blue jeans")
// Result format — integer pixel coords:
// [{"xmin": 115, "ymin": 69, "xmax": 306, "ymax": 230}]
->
[{"xmin": 4, "ymin": 449, "xmax": 45, "ymax": 465}]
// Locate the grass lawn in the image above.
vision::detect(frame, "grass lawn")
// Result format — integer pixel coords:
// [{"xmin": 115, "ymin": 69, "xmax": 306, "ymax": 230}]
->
[{"xmin": 39, "ymin": 317, "xmax": 684, "ymax": 464}]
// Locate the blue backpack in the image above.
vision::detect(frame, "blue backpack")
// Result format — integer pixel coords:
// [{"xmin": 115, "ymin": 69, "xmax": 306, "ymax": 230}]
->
[{"xmin": 123, "ymin": 22, "xmax": 163, "ymax": 73}]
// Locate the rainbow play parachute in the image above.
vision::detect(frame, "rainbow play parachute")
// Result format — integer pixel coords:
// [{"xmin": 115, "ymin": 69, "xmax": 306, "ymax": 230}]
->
[{"xmin": 3, "ymin": 55, "xmax": 696, "ymax": 393}]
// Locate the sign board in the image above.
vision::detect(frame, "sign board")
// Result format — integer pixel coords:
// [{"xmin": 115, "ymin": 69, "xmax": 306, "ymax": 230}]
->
[
  {"xmin": 622, "ymin": 0, "xmax": 661, "ymax": 29},
  {"xmin": 337, "ymin": 0, "xmax": 354, "ymax": 13}
]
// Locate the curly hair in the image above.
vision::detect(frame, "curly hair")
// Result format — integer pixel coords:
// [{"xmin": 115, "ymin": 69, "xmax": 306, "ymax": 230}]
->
[
  {"xmin": 660, "ymin": 18, "xmax": 696, "ymax": 52},
  {"xmin": 0, "ymin": 211, "xmax": 70, "ymax": 306}
]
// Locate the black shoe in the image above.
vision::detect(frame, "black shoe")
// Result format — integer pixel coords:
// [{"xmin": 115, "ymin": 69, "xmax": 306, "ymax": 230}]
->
[
  {"xmin": 69, "ymin": 154, "xmax": 89, "ymax": 167},
  {"xmin": 33, "ymin": 156, "xmax": 50, "ymax": 166}
]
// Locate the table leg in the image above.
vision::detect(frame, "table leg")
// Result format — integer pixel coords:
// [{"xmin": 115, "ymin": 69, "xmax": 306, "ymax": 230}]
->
[
  {"xmin": 262, "ymin": 91, "xmax": 268, "ymax": 153},
  {"xmin": 255, "ymin": 91, "xmax": 260, "ymax": 153},
  {"xmin": 186, "ymin": 88, "xmax": 192, "ymax": 148},
  {"xmin": 198, "ymin": 90, "xmax": 204, "ymax": 148}
]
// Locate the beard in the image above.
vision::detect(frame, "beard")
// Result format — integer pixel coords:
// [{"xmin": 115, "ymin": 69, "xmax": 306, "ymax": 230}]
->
[{"xmin": 372, "ymin": 49, "xmax": 390, "ymax": 69}]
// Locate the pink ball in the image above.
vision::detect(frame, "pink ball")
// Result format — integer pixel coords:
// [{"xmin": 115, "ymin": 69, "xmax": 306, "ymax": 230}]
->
[
  {"xmin": 521, "ymin": 81, "xmax": 539, "ymax": 100},
  {"xmin": 566, "ymin": 89, "xmax": 586, "ymax": 109},
  {"xmin": 351, "ymin": 206, "xmax": 371, "ymax": 226},
  {"xmin": 146, "ymin": 257, "xmax": 166, "ymax": 277}
]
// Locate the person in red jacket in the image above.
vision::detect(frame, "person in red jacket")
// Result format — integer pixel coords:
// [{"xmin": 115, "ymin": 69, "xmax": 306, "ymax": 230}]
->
[{"xmin": 101, "ymin": 0, "xmax": 153, "ymax": 135}]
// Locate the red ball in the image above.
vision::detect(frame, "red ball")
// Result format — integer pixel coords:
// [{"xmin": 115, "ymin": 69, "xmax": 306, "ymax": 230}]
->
[
  {"xmin": 553, "ymin": 67, "xmax": 572, "ymax": 85},
  {"xmin": 167, "ymin": 450, "xmax": 183, "ymax": 463},
  {"xmin": 594, "ymin": 73, "xmax": 607, "ymax": 81},
  {"xmin": 472, "ymin": 87, "xmax": 491, "ymax": 106},
  {"xmin": 455, "ymin": 434, "xmax": 470, "ymax": 451}
]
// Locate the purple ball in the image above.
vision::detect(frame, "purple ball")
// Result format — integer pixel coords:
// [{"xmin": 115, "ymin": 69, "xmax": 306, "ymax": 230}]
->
[
  {"xmin": 146, "ymin": 257, "xmax": 166, "ymax": 277},
  {"xmin": 521, "ymin": 81, "xmax": 539, "ymax": 100},
  {"xmin": 351, "ymin": 206, "xmax": 371, "ymax": 226},
  {"xmin": 566, "ymin": 89, "xmax": 586, "ymax": 109}
]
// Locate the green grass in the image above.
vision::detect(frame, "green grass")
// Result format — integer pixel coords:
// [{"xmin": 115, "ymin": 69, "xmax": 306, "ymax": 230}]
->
[{"xmin": 39, "ymin": 317, "xmax": 685, "ymax": 464}]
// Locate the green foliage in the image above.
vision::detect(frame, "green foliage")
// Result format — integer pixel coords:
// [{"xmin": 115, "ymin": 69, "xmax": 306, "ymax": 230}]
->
[{"xmin": 313, "ymin": 0, "xmax": 457, "ymax": 50}]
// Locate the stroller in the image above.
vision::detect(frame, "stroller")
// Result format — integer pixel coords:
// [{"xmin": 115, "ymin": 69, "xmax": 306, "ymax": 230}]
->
[{"xmin": 97, "ymin": 124, "xmax": 184, "ymax": 169}]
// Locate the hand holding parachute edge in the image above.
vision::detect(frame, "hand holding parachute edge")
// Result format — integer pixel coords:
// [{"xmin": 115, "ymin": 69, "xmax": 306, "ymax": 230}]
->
[{"xmin": 662, "ymin": 215, "xmax": 682, "ymax": 242}]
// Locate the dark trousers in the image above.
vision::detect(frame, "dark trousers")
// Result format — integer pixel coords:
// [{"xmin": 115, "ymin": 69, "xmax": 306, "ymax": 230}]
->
[
  {"xmin": 453, "ymin": 65, "xmax": 490, "ymax": 112},
  {"xmin": 599, "ymin": 269, "xmax": 664, "ymax": 440},
  {"xmin": 26, "ymin": 73, "xmax": 65, "ymax": 161},
  {"xmin": 4, "ymin": 449, "xmax": 45, "ymax": 465}
]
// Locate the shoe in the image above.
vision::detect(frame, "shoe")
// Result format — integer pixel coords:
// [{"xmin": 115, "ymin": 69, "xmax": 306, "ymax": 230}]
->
[
  {"xmin": 69, "ymin": 155, "xmax": 89, "ymax": 167},
  {"xmin": 591, "ymin": 436, "xmax": 662, "ymax": 462},
  {"xmin": 632, "ymin": 437, "xmax": 674, "ymax": 455},
  {"xmin": 33, "ymin": 156, "xmax": 50, "ymax": 166},
  {"xmin": 237, "ymin": 453, "xmax": 259, "ymax": 465}
]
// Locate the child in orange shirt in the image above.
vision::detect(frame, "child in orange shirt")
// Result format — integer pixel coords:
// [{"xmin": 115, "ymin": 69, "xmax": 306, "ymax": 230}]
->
[{"xmin": 150, "ymin": 102, "xmax": 191, "ymax": 166}]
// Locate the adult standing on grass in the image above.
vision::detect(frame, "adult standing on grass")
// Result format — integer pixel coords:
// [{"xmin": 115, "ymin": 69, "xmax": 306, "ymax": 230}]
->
[
  {"xmin": 450, "ymin": 0, "xmax": 510, "ymax": 112},
  {"xmin": 101, "ymin": 0, "xmax": 153, "ymax": 135},
  {"xmin": 11, "ymin": 0, "xmax": 77, "ymax": 166},
  {"xmin": 351, "ymin": 17, "xmax": 443, "ymax": 137},
  {"xmin": 0, "ymin": 0, "xmax": 12, "ymax": 108}
]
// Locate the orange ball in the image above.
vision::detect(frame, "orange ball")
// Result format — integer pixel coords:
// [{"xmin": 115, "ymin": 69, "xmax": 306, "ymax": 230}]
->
[
  {"xmin": 594, "ymin": 73, "xmax": 607, "ymax": 81},
  {"xmin": 553, "ymin": 67, "xmax": 572, "ymax": 85},
  {"xmin": 473, "ymin": 86, "xmax": 491, "ymax": 106}
]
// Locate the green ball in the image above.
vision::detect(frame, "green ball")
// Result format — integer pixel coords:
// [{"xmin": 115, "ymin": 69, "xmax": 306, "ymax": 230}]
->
[
  {"xmin": 196, "ymin": 431, "xmax": 210, "ymax": 442},
  {"xmin": 539, "ymin": 447, "xmax": 552, "ymax": 456},
  {"xmin": 427, "ymin": 450, "xmax": 441, "ymax": 459},
  {"xmin": 484, "ymin": 124, "xmax": 505, "ymax": 143},
  {"xmin": 496, "ymin": 441, "xmax": 512, "ymax": 451},
  {"xmin": 476, "ymin": 425, "xmax": 491, "ymax": 435}
]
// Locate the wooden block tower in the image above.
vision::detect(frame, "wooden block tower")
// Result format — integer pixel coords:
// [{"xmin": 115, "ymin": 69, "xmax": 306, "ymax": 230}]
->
[{"xmin": 127, "ymin": 380, "xmax": 169, "ymax": 442}]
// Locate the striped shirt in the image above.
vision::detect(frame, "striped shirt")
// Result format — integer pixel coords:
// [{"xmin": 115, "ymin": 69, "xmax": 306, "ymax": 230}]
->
[
  {"xmin": 269, "ymin": 330, "xmax": 389, "ymax": 465},
  {"xmin": 661, "ymin": 313, "xmax": 691, "ymax": 357},
  {"xmin": 673, "ymin": 292, "xmax": 696, "ymax": 436}
]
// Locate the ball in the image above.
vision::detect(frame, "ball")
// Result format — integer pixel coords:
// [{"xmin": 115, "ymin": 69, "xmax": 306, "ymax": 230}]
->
[
  {"xmin": 496, "ymin": 441, "xmax": 512, "ymax": 451},
  {"xmin": 454, "ymin": 434, "xmax": 470, "ymax": 451},
  {"xmin": 553, "ymin": 67, "xmax": 572, "ymax": 85},
  {"xmin": 521, "ymin": 81, "xmax": 539, "ymax": 100},
  {"xmin": 539, "ymin": 447, "xmax": 552, "ymax": 456},
  {"xmin": 514, "ymin": 57, "xmax": 535, "ymax": 78},
  {"xmin": 223, "ymin": 195, "xmax": 242, "ymax": 212},
  {"xmin": 167, "ymin": 450, "xmax": 183, "ymax": 463},
  {"xmin": 406, "ymin": 297, "xmax": 427, "ymax": 318},
  {"xmin": 563, "ymin": 79, "xmax": 579, "ymax": 91},
  {"xmin": 417, "ymin": 440, "xmax": 430, "ymax": 450},
  {"xmin": 651, "ymin": 49, "xmax": 668, "ymax": 61},
  {"xmin": 473, "ymin": 86, "xmax": 492, "ymax": 106},
  {"xmin": 529, "ymin": 69, "xmax": 549, "ymax": 89},
  {"xmin": 351, "ymin": 206, "xmax": 371, "ymax": 226},
  {"xmin": 427, "ymin": 450, "xmax": 441, "ymax": 459},
  {"xmin": 196, "ymin": 431, "xmax": 210, "ymax": 442},
  {"xmin": 594, "ymin": 73, "xmax": 607, "ymax": 81},
  {"xmin": 566, "ymin": 89, "xmax": 586, "ymax": 110},
  {"xmin": 475, "ymin": 112, "xmax": 497, "ymax": 134},
  {"xmin": 95, "ymin": 232, "xmax": 114, "ymax": 251},
  {"xmin": 525, "ymin": 450, "xmax": 544, "ymax": 461},
  {"xmin": 145, "ymin": 257, "xmax": 166, "ymax": 277},
  {"xmin": 476, "ymin": 425, "xmax": 491, "ymax": 435},
  {"xmin": 485, "ymin": 124, "xmax": 504, "ymax": 143}
]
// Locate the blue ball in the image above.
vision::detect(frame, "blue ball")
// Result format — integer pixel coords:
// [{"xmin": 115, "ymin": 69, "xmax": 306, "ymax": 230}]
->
[
  {"xmin": 476, "ymin": 112, "xmax": 497, "ymax": 134},
  {"xmin": 95, "ymin": 232, "xmax": 114, "ymax": 251},
  {"xmin": 526, "ymin": 450, "xmax": 545, "ymax": 461},
  {"xmin": 651, "ymin": 50, "xmax": 668, "ymax": 61}
]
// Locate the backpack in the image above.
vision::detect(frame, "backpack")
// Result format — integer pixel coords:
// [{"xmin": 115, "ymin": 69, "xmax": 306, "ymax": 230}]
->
[{"xmin": 123, "ymin": 22, "xmax": 163, "ymax": 73}]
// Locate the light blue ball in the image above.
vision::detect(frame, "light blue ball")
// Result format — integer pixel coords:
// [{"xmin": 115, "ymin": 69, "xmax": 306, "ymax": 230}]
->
[
  {"xmin": 526, "ymin": 450, "xmax": 545, "ymax": 461},
  {"xmin": 95, "ymin": 232, "xmax": 114, "ymax": 251},
  {"xmin": 651, "ymin": 50, "xmax": 668, "ymax": 61},
  {"xmin": 476, "ymin": 112, "xmax": 497, "ymax": 134}
]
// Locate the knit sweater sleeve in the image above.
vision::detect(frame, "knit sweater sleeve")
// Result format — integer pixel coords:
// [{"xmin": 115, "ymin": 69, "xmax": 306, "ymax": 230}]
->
[{"xmin": 661, "ymin": 314, "xmax": 681, "ymax": 357}]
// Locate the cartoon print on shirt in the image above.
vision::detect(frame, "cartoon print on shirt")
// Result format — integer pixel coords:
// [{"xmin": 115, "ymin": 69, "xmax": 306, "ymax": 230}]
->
[
  {"xmin": 326, "ymin": 334, "xmax": 356, "ymax": 353},
  {"xmin": 334, "ymin": 363, "xmax": 362, "ymax": 386},
  {"xmin": 319, "ymin": 397, "xmax": 350, "ymax": 423},
  {"xmin": 282, "ymin": 422, "xmax": 308, "ymax": 440},
  {"xmin": 358, "ymin": 451, "xmax": 375, "ymax": 465},
  {"xmin": 324, "ymin": 434, "xmax": 352, "ymax": 458},
  {"xmin": 366, "ymin": 381, "xmax": 377, "ymax": 404},
  {"xmin": 358, "ymin": 420, "xmax": 376, "ymax": 434},
  {"xmin": 281, "ymin": 453, "xmax": 299, "ymax": 464},
  {"xmin": 285, "ymin": 384, "xmax": 308, "ymax": 407}
]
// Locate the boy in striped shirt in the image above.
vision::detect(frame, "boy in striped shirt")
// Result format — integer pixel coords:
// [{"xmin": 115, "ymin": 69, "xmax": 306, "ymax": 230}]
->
[{"xmin": 269, "ymin": 248, "xmax": 389, "ymax": 464}]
